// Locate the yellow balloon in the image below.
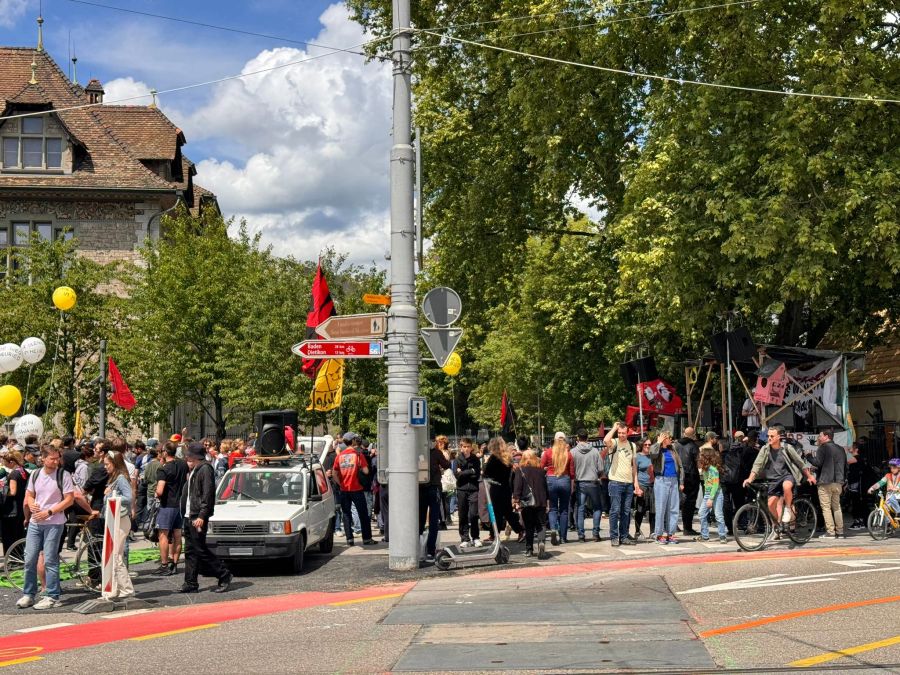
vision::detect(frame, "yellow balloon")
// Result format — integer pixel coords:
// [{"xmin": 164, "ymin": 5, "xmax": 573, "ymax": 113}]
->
[
  {"xmin": 0, "ymin": 385, "xmax": 22, "ymax": 417},
  {"xmin": 53, "ymin": 286, "xmax": 77, "ymax": 311},
  {"xmin": 442, "ymin": 352, "xmax": 462, "ymax": 376}
]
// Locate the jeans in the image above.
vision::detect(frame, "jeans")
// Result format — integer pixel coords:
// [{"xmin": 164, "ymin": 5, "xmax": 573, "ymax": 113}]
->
[
  {"xmin": 24, "ymin": 522, "xmax": 65, "ymax": 600},
  {"xmin": 340, "ymin": 491, "xmax": 372, "ymax": 542},
  {"xmin": 654, "ymin": 476, "xmax": 680, "ymax": 537},
  {"xmin": 608, "ymin": 480, "xmax": 634, "ymax": 542},
  {"xmin": 576, "ymin": 481, "xmax": 603, "ymax": 537},
  {"xmin": 699, "ymin": 491, "xmax": 726, "ymax": 539},
  {"xmin": 546, "ymin": 476, "xmax": 571, "ymax": 542}
]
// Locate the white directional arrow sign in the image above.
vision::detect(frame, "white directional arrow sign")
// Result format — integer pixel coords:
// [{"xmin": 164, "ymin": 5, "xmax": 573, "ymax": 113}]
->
[{"xmin": 678, "ymin": 561, "xmax": 900, "ymax": 595}]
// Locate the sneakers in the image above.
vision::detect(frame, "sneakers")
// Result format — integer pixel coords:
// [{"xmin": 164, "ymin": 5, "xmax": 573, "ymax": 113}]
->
[
  {"xmin": 667, "ymin": 535, "xmax": 679, "ymax": 544},
  {"xmin": 592, "ymin": 534, "xmax": 602, "ymax": 542},
  {"xmin": 611, "ymin": 540, "xmax": 620, "ymax": 547},
  {"xmin": 33, "ymin": 596, "xmax": 62, "ymax": 611},
  {"xmin": 460, "ymin": 539, "xmax": 474, "ymax": 549},
  {"xmin": 656, "ymin": 535, "xmax": 668, "ymax": 545},
  {"xmin": 212, "ymin": 572, "xmax": 233, "ymax": 593},
  {"xmin": 524, "ymin": 548, "xmax": 534, "ymax": 557},
  {"xmin": 16, "ymin": 595, "xmax": 34, "ymax": 609},
  {"xmin": 472, "ymin": 538, "xmax": 483, "ymax": 548},
  {"xmin": 578, "ymin": 535, "xmax": 586, "ymax": 542},
  {"xmin": 537, "ymin": 541, "xmax": 548, "ymax": 560},
  {"xmin": 151, "ymin": 563, "xmax": 169, "ymax": 576},
  {"xmin": 424, "ymin": 553, "xmax": 436, "ymax": 564},
  {"xmin": 549, "ymin": 530, "xmax": 560, "ymax": 546},
  {"xmin": 818, "ymin": 533, "xmax": 837, "ymax": 539},
  {"xmin": 162, "ymin": 562, "xmax": 177, "ymax": 576},
  {"xmin": 719, "ymin": 536, "xmax": 728, "ymax": 543},
  {"xmin": 620, "ymin": 538, "xmax": 636, "ymax": 546},
  {"xmin": 362, "ymin": 539, "xmax": 377, "ymax": 546}
]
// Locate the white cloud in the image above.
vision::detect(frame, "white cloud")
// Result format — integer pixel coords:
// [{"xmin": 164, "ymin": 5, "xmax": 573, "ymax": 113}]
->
[
  {"xmin": 0, "ymin": 0, "xmax": 27, "ymax": 28},
  {"xmin": 186, "ymin": 3, "xmax": 393, "ymax": 266},
  {"xmin": 102, "ymin": 77, "xmax": 155, "ymax": 106}
]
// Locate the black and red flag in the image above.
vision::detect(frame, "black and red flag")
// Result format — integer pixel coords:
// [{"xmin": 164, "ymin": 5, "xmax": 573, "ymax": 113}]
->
[
  {"xmin": 302, "ymin": 262, "xmax": 336, "ymax": 379},
  {"xmin": 108, "ymin": 357, "xmax": 137, "ymax": 410},
  {"xmin": 500, "ymin": 390, "xmax": 517, "ymax": 440}
]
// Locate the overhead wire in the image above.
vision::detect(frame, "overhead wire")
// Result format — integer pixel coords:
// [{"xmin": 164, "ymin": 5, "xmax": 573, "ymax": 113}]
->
[{"xmin": 415, "ymin": 29, "xmax": 899, "ymax": 104}]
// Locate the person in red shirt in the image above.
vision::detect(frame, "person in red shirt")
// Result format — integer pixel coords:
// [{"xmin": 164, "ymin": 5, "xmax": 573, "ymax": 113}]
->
[{"xmin": 329, "ymin": 433, "xmax": 376, "ymax": 546}]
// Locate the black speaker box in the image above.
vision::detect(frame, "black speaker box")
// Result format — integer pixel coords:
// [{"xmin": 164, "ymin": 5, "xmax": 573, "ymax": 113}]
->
[
  {"xmin": 254, "ymin": 409, "xmax": 299, "ymax": 455},
  {"xmin": 710, "ymin": 327, "xmax": 757, "ymax": 363},
  {"xmin": 710, "ymin": 332, "xmax": 729, "ymax": 362},
  {"xmin": 620, "ymin": 356, "xmax": 659, "ymax": 389}
]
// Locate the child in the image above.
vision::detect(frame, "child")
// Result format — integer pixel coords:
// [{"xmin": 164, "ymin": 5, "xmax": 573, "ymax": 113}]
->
[
  {"xmin": 868, "ymin": 458, "xmax": 900, "ymax": 514},
  {"xmin": 698, "ymin": 446, "xmax": 727, "ymax": 543}
]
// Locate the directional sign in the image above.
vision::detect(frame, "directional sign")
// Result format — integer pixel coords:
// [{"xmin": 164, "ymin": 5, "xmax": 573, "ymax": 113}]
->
[
  {"xmin": 316, "ymin": 313, "xmax": 386, "ymax": 340},
  {"xmin": 291, "ymin": 340, "xmax": 384, "ymax": 359},
  {"xmin": 420, "ymin": 327, "xmax": 463, "ymax": 368},
  {"xmin": 409, "ymin": 396, "xmax": 428, "ymax": 426},
  {"xmin": 363, "ymin": 293, "xmax": 391, "ymax": 305},
  {"xmin": 422, "ymin": 287, "xmax": 462, "ymax": 327}
]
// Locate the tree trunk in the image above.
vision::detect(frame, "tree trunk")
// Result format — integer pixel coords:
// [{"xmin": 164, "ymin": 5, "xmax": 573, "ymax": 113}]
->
[
  {"xmin": 775, "ymin": 300, "xmax": 805, "ymax": 347},
  {"xmin": 213, "ymin": 390, "xmax": 225, "ymax": 442}
]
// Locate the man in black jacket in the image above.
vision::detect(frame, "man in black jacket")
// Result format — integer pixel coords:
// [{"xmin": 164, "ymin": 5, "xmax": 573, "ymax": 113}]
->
[
  {"xmin": 676, "ymin": 428, "xmax": 701, "ymax": 536},
  {"xmin": 179, "ymin": 443, "xmax": 231, "ymax": 594},
  {"xmin": 454, "ymin": 438, "xmax": 482, "ymax": 547},
  {"xmin": 809, "ymin": 428, "xmax": 848, "ymax": 539}
]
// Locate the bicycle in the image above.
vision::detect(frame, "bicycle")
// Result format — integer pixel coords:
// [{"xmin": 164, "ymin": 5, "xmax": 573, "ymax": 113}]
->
[
  {"xmin": 4, "ymin": 515, "xmax": 102, "ymax": 593},
  {"xmin": 732, "ymin": 480, "xmax": 818, "ymax": 551},
  {"xmin": 867, "ymin": 489, "xmax": 900, "ymax": 540}
]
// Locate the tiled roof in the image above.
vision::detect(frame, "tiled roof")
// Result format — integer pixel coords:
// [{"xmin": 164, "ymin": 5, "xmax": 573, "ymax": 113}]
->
[
  {"xmin": 93, "ymin": 106, "xmax": 184, "ymax": 160},
  {"xmin": 0, "ymin": 47, "xmax": 185, "ymax": 191},
  {"xmin": 849, "ymin": 336, "xmax": 900, "ymax": 388},
  {"xmin": 190, "ymin": 183, "xmax": 217, "ymax": 217}
]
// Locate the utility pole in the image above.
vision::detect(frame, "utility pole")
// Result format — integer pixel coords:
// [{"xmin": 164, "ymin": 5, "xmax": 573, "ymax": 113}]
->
[
  {"xmin": 387, "ymin": 0, "xmax": 420, "ymax": 571},
  {"xmin": 98, "ymin": 339, "xmax": 107, "ymax": 437},
  {"xmin": 725, "ymin": 316, "xmax": 733, "ymax": 439}
]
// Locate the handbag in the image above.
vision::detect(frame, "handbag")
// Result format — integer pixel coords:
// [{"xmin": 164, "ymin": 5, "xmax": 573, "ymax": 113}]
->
[
  {"xmin": 517, "ymin": 468, "xmax": 537, "ymax": 508},
  {"xmin": 441, "ymin": 468, "xmax": 457, "ymax": 494},
  {"xmin": 143, "ymin": 499, "xmax": 160, "ymax": 543}
]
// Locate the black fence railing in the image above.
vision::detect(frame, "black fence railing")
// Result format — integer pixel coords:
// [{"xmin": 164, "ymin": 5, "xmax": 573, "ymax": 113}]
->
[{"xmin": 854, "ymin": 421, "xmax": 897, "ymax": 471}]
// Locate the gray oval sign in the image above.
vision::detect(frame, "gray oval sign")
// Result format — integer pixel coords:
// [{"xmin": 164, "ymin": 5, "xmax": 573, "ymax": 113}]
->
[{"xmin": 422, "ymin": 287, "xmax": 462, "ymax": 326}]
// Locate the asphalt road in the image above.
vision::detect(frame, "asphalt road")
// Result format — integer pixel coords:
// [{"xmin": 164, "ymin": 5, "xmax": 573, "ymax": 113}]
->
[{"xmin": 2, "ymin": 526, "xmax": 900, "ymax": 673}]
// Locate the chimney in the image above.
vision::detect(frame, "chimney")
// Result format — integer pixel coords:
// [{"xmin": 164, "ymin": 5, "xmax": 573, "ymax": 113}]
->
[{"xmin": 85, "ymin": 78, "xmax": 104, "ymax": 104}]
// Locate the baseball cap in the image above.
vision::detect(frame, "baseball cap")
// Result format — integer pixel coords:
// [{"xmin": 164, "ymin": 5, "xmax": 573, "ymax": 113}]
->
[
  {"xmin": 146, "ymin": 438, "xmax": 159, "ymax": 448},
  {"xmin": 342, "ymin": 432, "xmax": 358, "ymax": 443},
  {"xmin": 734, "ymin": 431, "xmax": 746, "ymax": 441},
  {"xmin": 169, "ymin": 434, "xmax": 182, "ymax": 443},
  {"xmin": 554, "ymin": 431, "xmax": 567, "ymax": 441}
]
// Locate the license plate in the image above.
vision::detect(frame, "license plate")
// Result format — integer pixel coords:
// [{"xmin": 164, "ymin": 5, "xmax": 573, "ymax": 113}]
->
[{"xmin": 229, "ymin": 547, "xmax": 253, "ymax": 556}]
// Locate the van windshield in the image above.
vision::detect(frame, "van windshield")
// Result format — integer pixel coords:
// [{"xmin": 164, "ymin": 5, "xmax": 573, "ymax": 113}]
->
[{"xmin": 216, "ymin": 471, "xmax": 305, "ymax": 502}]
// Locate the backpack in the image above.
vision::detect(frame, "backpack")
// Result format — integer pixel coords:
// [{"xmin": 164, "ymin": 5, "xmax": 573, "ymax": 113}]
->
[
  {"xmin": 721, "ymin": 446, "xmax": 742, "ymax": 484},
  {"xmin": 26, "ymin": 467, "xmax": 70, "ymax": 514},
  {"xmin": 143, "ymin": 499, "xmax": 160, "ymax": 543},
  {"xmin": 356, "ymin": 452, "xmax": 374, "ymax": 490}
]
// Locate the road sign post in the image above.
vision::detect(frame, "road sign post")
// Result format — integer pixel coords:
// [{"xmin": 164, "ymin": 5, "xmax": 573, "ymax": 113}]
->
[
  {"xmin": 291, "ymin": 340, "xmax": 384, "ymax": 359},
  {"xmin": 409, "ymin": 396, "xmax": 427, "ymax": 426}
]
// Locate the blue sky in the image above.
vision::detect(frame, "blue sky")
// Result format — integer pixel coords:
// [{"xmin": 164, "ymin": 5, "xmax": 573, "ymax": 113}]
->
[{"xmin": 0, "ymin": 0, "xmax": 394, "ymax": 265}]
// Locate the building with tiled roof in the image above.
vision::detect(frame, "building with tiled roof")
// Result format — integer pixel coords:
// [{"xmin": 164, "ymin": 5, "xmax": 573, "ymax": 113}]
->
[{"xmin": 0, "ymin": 41, "xmax": 218, "ymax": 270}]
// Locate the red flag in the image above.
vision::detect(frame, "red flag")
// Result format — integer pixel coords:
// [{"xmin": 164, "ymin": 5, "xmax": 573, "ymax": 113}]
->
[
  {"xmin": 500, "ymin": 390, "xmax": 517, "ymax": 439},
  {"xmin": 302, "ymin": 262, "xmax": 336, "ymax": 379},
  {"xmin": 636, "ymin": 378, "xmax": 683, "ymax": 415},
  {"xmin": 108, "ymin": 357, "xmax": 136, "ymax": 411}
]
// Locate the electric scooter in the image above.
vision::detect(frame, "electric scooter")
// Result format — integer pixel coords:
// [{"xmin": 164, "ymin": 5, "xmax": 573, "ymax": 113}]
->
[{"xmin": 434, "ymin": 477, "xmax": 510, "ymax": 570}]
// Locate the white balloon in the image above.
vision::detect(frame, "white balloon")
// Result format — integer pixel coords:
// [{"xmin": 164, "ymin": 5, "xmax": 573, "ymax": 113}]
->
[
  {"xmin": 0, "ymin": 343, "xmax": 24, "ymax": 372},
  {"xmin": 13, "ymin": 414, "xmax": 43, "ymax": 440},
  {"xmin": 20, "ymin": 337, "xmax": 46, "ymax": 365}
]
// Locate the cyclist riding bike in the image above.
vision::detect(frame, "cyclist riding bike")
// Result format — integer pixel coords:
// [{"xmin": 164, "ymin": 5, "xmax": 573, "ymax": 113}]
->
[
  {"xmin": 743, "ymin": 428, "xmax": 816, "ymax": 527},
  {"xmin": 868, "ymin": 458, "xmax": 900, "ymax": 514}
]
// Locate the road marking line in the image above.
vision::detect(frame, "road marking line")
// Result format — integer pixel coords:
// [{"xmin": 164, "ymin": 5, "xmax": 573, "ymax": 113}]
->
[
  {"xmin": 129, "ymin": 623, "xmax": 219, "ymax": 641},
  {"xmin": 700, "ymin": 594, "xmax": 900, "ymax": 638},
  {"xmin": 14, "ymin": 624, "xmax": 73, "ymax": 633},
  {"xmin": 0, "ymin": 656, "xmax": 42, "ymax": 668},
  {"xmin": 680, "ymin": 565, "xmax": 900, "ymax": 594},
  {"xmin": 789, "ymin": 633, "xmax": 900, "ymax": 667},
  {"xmin": 100, "ymin": 609, "xmax": 152, "ymax": 619},
  {"xmin": 329, "ymin": 592, "xmax": 404, "ymax": 607}
]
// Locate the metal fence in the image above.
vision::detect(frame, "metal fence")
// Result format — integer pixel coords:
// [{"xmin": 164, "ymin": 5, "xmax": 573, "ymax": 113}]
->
[{"xmin": 854, "ymin": 421, "xmax": 897, "ymax": 470}]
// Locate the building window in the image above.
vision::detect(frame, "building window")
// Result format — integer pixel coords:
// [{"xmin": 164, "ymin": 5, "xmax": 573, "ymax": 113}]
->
[
  {"xmin": 3, "ymin": 221, "xmax": 69, "ymax": 247},
  {"xmin": 1, "ymin": 115, "xmax": 64, "ymax": 171}
]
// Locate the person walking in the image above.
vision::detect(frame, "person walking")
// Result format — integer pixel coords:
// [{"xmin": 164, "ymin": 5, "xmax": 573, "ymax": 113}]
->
[
  {"xmin": 676, "ymin": 427, "xmax": 701, "ymax": 536},
  {"xmin": 650, "ymin": 431, "xmax": 684, "ymax": 544},
  {"xmin": 513, "ymin": 450, "xmax": 549, "ymax": 559},
  {"xmin": 419, "ymin": 436, "xmax": 451, "ymax": 562},
  {"xmin": 454, "ymin": 438, "xmax": 482, "ymax": 547},
  {"xmin": 542, "ymin": 432, "xmax": 574, "ymax": 545},
  {"xmin": 570, "ymin": 430, "xmax": 604, "ymax": 542},
  {"xmin": 698, "ymin": 446, "xmax": 727, "ymax": 542},
  {"xmin": 101, "ymin": 451, "xmax": 134, "ymax": 600},
  {"xmin": 603, "ymin": 422, "xmax": 643, "ymax": 547},
  {"xmin": 810, "ymin": 428, "xmax": 848, "ymax": 539},
  {"xmin": 153, "ymin": 442, "xmax": 187, "ymax": 576},
  {"xmin": 483, "ymin": 437, "xmax": 523, "ymax": 543},
  {"xmin": 633, "ymin": 437, "xmax": 655, "ymax": 539},
  {"xmin": 179, "ymin": 443, "xmax": 232, "ymax": 593},
  {"xmin": 329, "ymin": 434, "xmax": 377, "ymax": 548},
  {"xmin": 17, "ymin": 446, "xmax": 75, "ymax": 610}
]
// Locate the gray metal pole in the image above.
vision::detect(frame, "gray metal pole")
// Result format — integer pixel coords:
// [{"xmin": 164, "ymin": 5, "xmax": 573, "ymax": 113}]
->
[
  {"xmin": 98, "ymin": 339, "xmax": 107, "ymax": 438},
  {"xmin": 387, "ymin": 0, "xmax": 420, "ymax": 571},
  {"xmin": 726, "ymin": 317, "xmax": 733, "ymax": 438}
]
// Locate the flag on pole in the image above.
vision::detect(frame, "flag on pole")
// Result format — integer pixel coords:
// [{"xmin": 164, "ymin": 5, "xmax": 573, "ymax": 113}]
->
[
  {"xmin": 107, "ymin": 357, "xmax": 136, "ymax": 410},
  {"xmin": 74, "ymin": 391, "xmax": 84, "ymax": 439},
  {"xmin": 500, "ymin": 390, "xmax": 517, "ymax": 439},
  {"xmin": 307, "ymin": 358, "xmax": 345, "ymax": 412},
  {"xmin": 302, "ymin": 262, "xmax": 336, "ymax": 380}
]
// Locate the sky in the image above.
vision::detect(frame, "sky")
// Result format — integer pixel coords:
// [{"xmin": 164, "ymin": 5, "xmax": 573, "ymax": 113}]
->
[{"xmin": 0, "ymin": 0, "xmax": 393, "ymax": 267}]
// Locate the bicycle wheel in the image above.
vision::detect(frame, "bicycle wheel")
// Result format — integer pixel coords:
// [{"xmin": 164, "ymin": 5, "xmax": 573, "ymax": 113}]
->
[
  {"xmin": 3, "ymin": 537, "xmax": 27, "ymax": 591},
  {"xmin": 867, "ymin": 509, "xmax": 890, "ymax": 541},
  {"xmin": 72, "ymin": 537, "xmax": 102, "ymax": 594},
  {"xmin": 733, "ymin": 503, "xmax": 770, "ymax": 551},
  {"xmin": 788, "ymin": 499, "xmax": 817, "ymax": 544}
]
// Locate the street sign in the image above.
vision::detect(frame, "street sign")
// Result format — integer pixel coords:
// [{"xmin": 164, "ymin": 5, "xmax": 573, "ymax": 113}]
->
[
  {"xmin": 291, "ymin": 340, "xmax": 384, "ymax": 359},
  {"xmin": 422, "ymin": 287, "xmax": 462, "ymax": 327},
  {"xmin": 420, "ymin": 327, "xmax": 463, "ymax": 368},
  {"xmin": 363, "ymin": 293, "xmax": 391, "ymax": 305},
  {"xmin": 409, "ymin": 396, "xmax": 427, "ymax": 426},
  {"xmin": 316, "ymin": 313, "xmax": 386, "ymax": 340}
]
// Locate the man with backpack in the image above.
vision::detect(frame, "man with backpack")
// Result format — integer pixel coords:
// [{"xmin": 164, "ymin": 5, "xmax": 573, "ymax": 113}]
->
[
  {"xmin": 603, "ymin": 422, "xmax": 643, "ymax": 547},
  {"xmin": 17, "ymin": 446, "xmax": 75, "ymax": 610}
]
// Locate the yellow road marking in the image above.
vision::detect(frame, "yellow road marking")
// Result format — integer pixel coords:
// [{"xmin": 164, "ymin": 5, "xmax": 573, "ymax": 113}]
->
[
  {"xmin": 790, "ymin": 634, "xmax": 900, "ymax": 667},
  {"xmin": 329, "ymin": 592, "xmax": 404, "ymax": 607},
  {"xmin": 130, "ymin": 623, "xmax": 219, "ymax": 641},
  {"xmin": 0, "ymin": 656, "xmax": 43, "ymax": 668}
]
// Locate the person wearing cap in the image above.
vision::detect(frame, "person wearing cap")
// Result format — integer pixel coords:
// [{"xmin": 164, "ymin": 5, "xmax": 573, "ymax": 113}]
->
[
  {"xmin": 179, "ymin": 443, "xmax": 231, "ymax": 593},
  {"xmin": 329, "ymin": 433, "xmax": 376, "ymax": 547}
]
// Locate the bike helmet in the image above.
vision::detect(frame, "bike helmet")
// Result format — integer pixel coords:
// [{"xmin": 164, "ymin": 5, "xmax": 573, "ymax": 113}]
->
[{"xmin": 889, "ymin": 458, "xmax": 900, "ymax": 467}]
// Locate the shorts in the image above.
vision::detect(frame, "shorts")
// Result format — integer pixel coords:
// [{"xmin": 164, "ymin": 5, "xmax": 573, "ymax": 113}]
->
[
  {"xmin": 156, "ymin": 507, "xmax": 182, "ymax": 533},
  {"xmin": 767, "ymin": 475, "xmax": 795, "ymax": 497}
]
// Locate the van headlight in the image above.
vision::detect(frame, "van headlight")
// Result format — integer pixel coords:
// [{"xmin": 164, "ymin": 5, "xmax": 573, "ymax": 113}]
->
[{"xmin": 270, "ymin": 521, "xmax": 291, "ymax": 534}]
